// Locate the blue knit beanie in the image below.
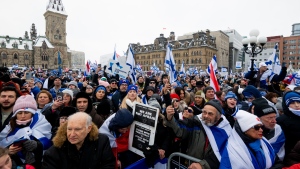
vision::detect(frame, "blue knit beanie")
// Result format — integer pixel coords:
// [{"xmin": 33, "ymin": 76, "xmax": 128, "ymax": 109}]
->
[
  {"xmin": 108, "ymin": 109, "xmax": 133, "ymax": 131},
  {"xmin": 127, "ymin": 85, "xmax": 138, "ymax": 93},
  {"xmin": 225, "ymin": 91, "xmax": 237, "ymax": 101},
  {"xmin": 242, "ymin": 85, "xmax": 262, "ymax": 99},
  {"xmin": 119, "ymin": 79, "xmax": 129, "ymax": 86},
  {"xmin": 284, "ymin": 91, "xmax": 300, "ymax": 107}
]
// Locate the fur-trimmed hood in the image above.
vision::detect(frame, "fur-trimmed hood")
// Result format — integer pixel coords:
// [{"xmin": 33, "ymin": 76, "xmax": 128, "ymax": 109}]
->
[{"xmin": 52, "ymin": 122, "xmax": 99, "ymax": 148}]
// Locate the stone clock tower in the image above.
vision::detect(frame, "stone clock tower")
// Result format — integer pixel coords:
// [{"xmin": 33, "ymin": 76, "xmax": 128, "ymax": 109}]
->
[{"xmin": 43, "ymin": 0, "xmax": 70, "ymax": 69}]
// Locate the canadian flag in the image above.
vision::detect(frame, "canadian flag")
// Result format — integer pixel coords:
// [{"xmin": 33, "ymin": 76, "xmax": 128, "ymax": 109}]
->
[{"xmin": 86, "ymin": 61, "xmax": 90, "ymax": 75}]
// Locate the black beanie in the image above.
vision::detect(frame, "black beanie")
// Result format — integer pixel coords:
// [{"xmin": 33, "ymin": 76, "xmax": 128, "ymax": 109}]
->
[
  {"xmin": 254, "ymin": 103, "xmax": 276, "ymax": 117},
  {"xmin": 108, "ymin": 109, "xmax": 133, "ymax": 131},
  {"xmin": 59, "ymin": 107, "xmax": 77, "ymax": 117},
  {"xmin": 204, "ymin": 99, "xmax": 222, "ymax": 114},
  {"xmin": 252, "ymin": 98, "xmax": 268, "ymax": 107},
  {"xmin": 146, "ymin": 86, "xmax": 155, "ymax": 92},
  {"xmin": 96, "ymin": 99, "xmax": 111, "ymax": 116},
  {"xmin": 73, "ymin": 92, "xmax": 93, "ymax": 113}
]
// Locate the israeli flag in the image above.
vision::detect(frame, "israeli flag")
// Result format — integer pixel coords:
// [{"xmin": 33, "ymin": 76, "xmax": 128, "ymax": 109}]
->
[
  {"xmin": 179, "ymin": 61, "xmax": 185, "ymax": 76},
  {"xmin": 164, "ymin": 43, "xmax": 177, "ymax": 83},
  {"xmin": 265, "ymin": 43, "xmax": 281, "ymax": 74},
  {"xmin": 126, "ymin": 44, "xmax": 136, "ymax": 84}
]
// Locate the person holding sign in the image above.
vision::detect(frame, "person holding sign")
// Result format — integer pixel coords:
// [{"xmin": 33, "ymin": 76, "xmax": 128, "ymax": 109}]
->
[
  {"xmin": 165, "ymin": 99, "xmax": 232, "ymax": 169},
  {"xmin": 119, "ymin": 85, "xmax": 141, "ymax": 113},
  {"xmin": 99, "ymin": 109, "xmax": 138, "ymax": 169}
]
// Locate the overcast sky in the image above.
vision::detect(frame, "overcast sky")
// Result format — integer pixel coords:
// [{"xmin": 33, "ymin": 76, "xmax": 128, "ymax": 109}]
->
[{"xmin": 1, "ymin": 0, "xmax": 299, "ymax": 64}]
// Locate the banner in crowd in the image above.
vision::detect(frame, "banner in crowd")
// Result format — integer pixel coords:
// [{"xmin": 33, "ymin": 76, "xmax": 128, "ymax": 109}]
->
[
  {"xmin": 105, "ymin": 58, "xmax": 130, "ymax": 79},
  {"xmin": 236, "ymin": 61, "xmax": 242, "ymax": 69},
  {"xmin": 129, "ymin": 103, "xmax": 159, "ymax": 157}
]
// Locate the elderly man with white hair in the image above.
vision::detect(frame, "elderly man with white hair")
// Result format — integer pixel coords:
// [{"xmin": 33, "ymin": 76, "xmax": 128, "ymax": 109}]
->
[{"xmin": 42, "ymin": 112, "xmax": 115, "ymax": 169}]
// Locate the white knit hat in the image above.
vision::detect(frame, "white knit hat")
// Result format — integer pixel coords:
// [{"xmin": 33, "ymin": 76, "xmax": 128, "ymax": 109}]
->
[
  {"xmin": 62, "ymin": 89, "xmax": 74, "ymax": 100},
  {"xmin": 234, "ymin": 110, "xmax": 262, "ymax": 132}
]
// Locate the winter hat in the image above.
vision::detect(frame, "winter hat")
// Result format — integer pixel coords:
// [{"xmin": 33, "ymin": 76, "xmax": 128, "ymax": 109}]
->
[
  {"xmin": 119, "ymin": 79, "xmax": 129, "ymax": 86},
  {"xmin": 73, "ymin": 92, "xmax": 93, "ymax": 113},
  {"xmin": 95, "ymin": 85, "xmax": 107, "ymax": 93},
  {"xmin": 146, "ymin": 86, "xmax": 155, "ymax": 93},
  {"xmin": 204, "ymin": 99, "xmax": 222, "ymax": 114},
  {"xmin": 284, "ymin": 91, "xmax": 300, "ymax": 107},
  {"xmin": 100, "ymin": 77, "xmax": 107, "ymax": 81},
  {"xmin": 275, "ymin": 97, "xmax": 283, "ymax": 111},
  {"xmin": 96, "ymin": 99, "xmax": 111, "ymax": 116},
  {"xmin": 99, "ymin": 80, "xmax": 110, "ymax": 87},
  {"xmin": 170, "ymin": 93, "xmax": 180, "ymax": 100},
  {"xmin": 234, "ymin": 110, "xmax": 262, "ymax": 132},
  {"xmin": 68, "ymin": 81, "xmax": 78, "ymax": 88},
  {"xmin": 254, "ymin": 103, "xmax": 276, "ymax": 117},
  {"xmin": 242, "ymin": 85, "xmax": 262, "ymax": 99},
  {"xmin": 259, "ymin": 62, "xmax": 267, "ymax": 68},
  {"xmin": 196, "ymin": 81, "xmax": 205, "ymax": 87},
  {"xmin": 225, "ymin": 91, "xmax": 237, "ymax": 101},
  {"xmin": 34, "ymin": 80, "xmax": 43, "ymax": 86},
  {"xmin": 110, "ymin": 78, "xmax": 117, "ymax": 83},
  {"xmin": 62, "ymin": 89, "xmax": 74, "ymax": 100},
  {"xmin": 127, "ymin": 85, "xmax": 138, "ymax": 93},
  {"xmin": 251, "ymin": 98, "xmax": 269, "ymax": 107},
  {"xmin": 13, "ymin": 95, "xmax": 37, "ymax": 116},
  {"xmin": 148, "ymin": 97, "xmax": 161, "ymax": 110},
  {"xmin": 195, "ymin": 91, "xmax": 202, "ymax": 97},
  {"xmin": 108, "ymin": 109, "xmax": 134, "ymax": 131},
  {"xmin": 59, "ymin": 107, "xmax": 77, "ymax": 117}
]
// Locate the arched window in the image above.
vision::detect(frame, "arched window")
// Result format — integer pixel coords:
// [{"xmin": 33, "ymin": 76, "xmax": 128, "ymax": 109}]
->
[
  {"xmin": 24, "ymin": 54, "xmax": 29, "ymax": 60},
  {"xmin": 1, "ymin": 52, "xmax": 7, "ymax": 59},
  {"xmin": 45, "ymin": 64, "xmax": 48, "ymax": 69},
  {"xmin": 42, "ymin": 64, "xmax": 44, "ymax": 69},
  {"xmin": 199, "ymin": 58, "xmax": 202, "ymax": 63},
  {"xmin": 13, "ymin": 53, "xmax": 18, "ymax": 59},
  {"xmin": 41, "ymin": 52, "xmax": 48, "ymax": 61}
]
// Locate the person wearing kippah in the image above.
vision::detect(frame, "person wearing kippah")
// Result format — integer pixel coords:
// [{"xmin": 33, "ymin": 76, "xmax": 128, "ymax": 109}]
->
[
  {"xmin": 0, "ymin": 95, "xmax": 51, "ymax": 168},
  {"xmin": 277, "ymin": 91, "xmax": 300, "ymax": 165}
]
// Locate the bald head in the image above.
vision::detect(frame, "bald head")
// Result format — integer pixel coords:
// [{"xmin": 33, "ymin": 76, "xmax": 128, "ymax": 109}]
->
[{"xmin": 68, "ymin": 112, "xmax": 92, "ymax": 128}]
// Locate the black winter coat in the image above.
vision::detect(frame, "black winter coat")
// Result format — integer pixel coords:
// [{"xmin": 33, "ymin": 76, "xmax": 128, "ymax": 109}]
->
[{"xmin": 42, "ymin": 133, "xmax": 115, "ymax": 169}]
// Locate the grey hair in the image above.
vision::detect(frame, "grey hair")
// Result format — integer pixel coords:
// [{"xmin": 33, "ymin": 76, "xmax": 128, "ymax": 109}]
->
[{"xmin": 68, "ymin": 112, "xmax": 92, "ymax": 128}]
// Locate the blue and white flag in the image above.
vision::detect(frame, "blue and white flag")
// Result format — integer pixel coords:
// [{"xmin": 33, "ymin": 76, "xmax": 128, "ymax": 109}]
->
[
  {"xmin": 112, "ymin": 44, "xmax": 120, "ymax": 61},
  {"xmin": 221, "ymin": 67, "xmax": 227, "ymax": 72},
  {"xmin": 247, "ymin": 62, "xmax": 258, "ymax": 71},
  {"xmin": 126, "ymin": 44, "xmax": 136, "ymax": 84},
  {"xmin": 164, "ymin": 43, "xmax": 177, "ymax": 83},
  {"xmin": 12, "ymin": 64, "xmax": 18, "ymax": 69},
  {"xmin": 265, "ymin": 43, "xmax": 281, "ymax": 74},
  {"xmin": 193, "ymin": 67, "xmax": 199, "ymax": 75},
  {"xmin": 151, "ymin": 63, "xmax": 160, "ymax": 75},
  {"xmin": 179, "ymin": 61, "xmax": 185, "ymax": 76},
  {"xmin": 58, "ymin": 51, "xmax": 62, "ymax": 76},
  {"xmin": 135, "ymin": 64, "xmax": 143, "ymax": 73}
]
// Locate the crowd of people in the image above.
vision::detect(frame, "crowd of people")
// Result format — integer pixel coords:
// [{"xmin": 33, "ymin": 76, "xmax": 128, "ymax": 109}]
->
[{"xmin": 0, "ymin": 62, "xmax": 299, "ymax": 169}]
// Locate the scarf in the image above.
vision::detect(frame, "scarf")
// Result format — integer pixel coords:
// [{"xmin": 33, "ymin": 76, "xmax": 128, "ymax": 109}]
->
[
  {"xmin": 288, "ymin": 107, "xmax": 300, "ymax": 116},
  {"xmin": 248, "ymin": 139, "xmax": 266, "ymax": 169},
  {"xmin": 268, "ymin": 124, "xmax": 285, "ymax": 161},
  {"xmin": 197, "ymin": 114, "xmax": 231, "ymax": 161},
  {"xmin": 16, "ymin": 119, "xmax": 32, "ymax": 125},
  {"xmin": 0, "ymin": 113, "xmax": 52, "ymax": 149},
  {"xmin": 220, "ymin": 128, "xmax": 275, "ymax": 169}
]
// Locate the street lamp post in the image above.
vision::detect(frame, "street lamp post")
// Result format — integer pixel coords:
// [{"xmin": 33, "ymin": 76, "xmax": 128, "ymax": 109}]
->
[{"xmin": 242, "ymin": 29, "xmax": 267, "ymax": 71}]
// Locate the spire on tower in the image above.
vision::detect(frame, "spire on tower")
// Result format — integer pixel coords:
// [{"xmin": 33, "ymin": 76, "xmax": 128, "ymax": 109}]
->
[{"xmin": 46, "ymin": 0, "xmax": 67, "ymax": 15}]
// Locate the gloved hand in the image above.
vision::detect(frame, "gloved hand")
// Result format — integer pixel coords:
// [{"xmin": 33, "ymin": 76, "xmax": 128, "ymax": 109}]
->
[
  {"xmin": 143, "ymin": 145, "xmax": 159, "ymax": 168},
  {"xmin": 25, "ymin": 151, "xmax": 36, "ymax": 164},
  {"xmin": 104, "ymin": 65, "xmax": 107, "ymax": 70},
  {"xmin": 23, "ymin": 140, "xmax": 37, "ymax": 152}
]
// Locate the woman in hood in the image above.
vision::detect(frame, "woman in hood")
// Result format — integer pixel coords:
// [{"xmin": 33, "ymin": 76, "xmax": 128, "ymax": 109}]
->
[{"xmin": 119, "ymin": 85, "xmax": 141, "ymax": 113}]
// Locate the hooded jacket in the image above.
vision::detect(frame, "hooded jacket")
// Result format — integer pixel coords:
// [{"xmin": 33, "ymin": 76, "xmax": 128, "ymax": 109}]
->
[
  {"xmin": 277, "ymin": 91, "xmax": 300, "ymax": 163},
  {"xmin": 42, "ymin": 123, "xmax": 115, "ymax": 169}
]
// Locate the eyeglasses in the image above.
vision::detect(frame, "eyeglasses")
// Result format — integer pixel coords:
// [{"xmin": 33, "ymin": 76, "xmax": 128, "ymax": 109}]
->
[
  {"xmin": 184, "ymin": 107, "xmax": 193, "ymax": 113},
  {"xmin": 252, "ymin": 125, "xmax": 264, "ymax": 131}
]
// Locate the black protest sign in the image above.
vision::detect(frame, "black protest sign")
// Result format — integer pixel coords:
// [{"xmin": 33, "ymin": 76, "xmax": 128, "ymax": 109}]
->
[
  {"xmin": 134, "ymin": 103, "xmax": 157, "ymax": 127},
  {"xmin": 132, "ymin": 124, "xmax": 151, "ymax": 151}
]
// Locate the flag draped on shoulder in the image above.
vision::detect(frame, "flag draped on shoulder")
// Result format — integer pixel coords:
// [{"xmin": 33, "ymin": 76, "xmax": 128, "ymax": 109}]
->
[
  {"xmin": 165, "ymin": 43, "xmax": 177, "ymax": 83},
  {"xmin": 265, "ymin": 43, "xmax": 281, "ymax": 74},
  {"xmin": 126, "ymin": 44, "xmax": 136, "ymax": 84},
  {"xmin": 206, "ymin": 55, "xmax": 220, "ymax": 92}
]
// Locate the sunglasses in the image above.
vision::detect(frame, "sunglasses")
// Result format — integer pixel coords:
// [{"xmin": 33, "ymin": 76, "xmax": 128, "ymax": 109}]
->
[
  {"xmin": 149, "ymin": 82, "xmax": 156, "ymax": 84},
  {"xmin": 184, "ymin": 107, "xmax": 193, "ymax": 113},
  {"xmin": 252, "ymin": 125, "xmax": 264, "ymax": 131},
  {"xmin": 111, "ymin": 82, "xmax": 117, "ymax": 84}
]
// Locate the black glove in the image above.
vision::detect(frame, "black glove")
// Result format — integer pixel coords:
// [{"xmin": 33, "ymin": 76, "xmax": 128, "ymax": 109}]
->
[
  {"xmin": 23, "ymin": 140, "xmax": 37, "ymax": 152},
  {"xmin": 282, "ymin": 62, "xmax": 286, "ymax": 67},
  {"xmin": 103, "ymin": 65, "xmax": 107, "ymax": 70},
  {"xmin": 25, "ymin": 151, "xmax": 35, "ymax": 164},
  {"xmin": 143, "ymin": 145, "xmax": 159, "ymax": 168}
]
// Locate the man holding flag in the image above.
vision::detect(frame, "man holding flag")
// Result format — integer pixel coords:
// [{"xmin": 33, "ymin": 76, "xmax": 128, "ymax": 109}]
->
[{"xmin": 245, "ymin": 43, "xmax": 287, "ymax": 92}]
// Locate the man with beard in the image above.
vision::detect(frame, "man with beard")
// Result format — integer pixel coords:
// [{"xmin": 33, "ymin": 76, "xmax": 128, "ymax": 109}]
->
[
  {"xmin": 165, "ymin": 99, "xmax": 231, "ymax": 169},
  {"xmin": 112, "ymin": 79, "xmax": 129, "ymax": 112},
  {"xmin": 0, "ymin": 87, "xmax": 19, "ymax": 131},
  {"xmin": 136, "ymin": 76, "xmax": 145, "ymax": 94}
]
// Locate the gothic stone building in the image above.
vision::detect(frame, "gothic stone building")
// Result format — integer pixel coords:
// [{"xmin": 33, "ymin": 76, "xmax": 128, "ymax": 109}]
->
[
  {"xmin": 0, "ymin": 0, "xmax": 71, "ymax": 70},
  {"xmin": 133, "ymin": 30, "xmax": 218, "ymax": 72}
]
